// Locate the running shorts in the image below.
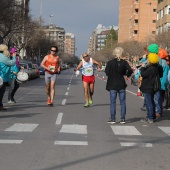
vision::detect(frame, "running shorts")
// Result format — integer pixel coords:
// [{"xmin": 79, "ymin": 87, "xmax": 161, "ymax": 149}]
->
[
  {"xmin": 45, "ymin": 71, "xmax": 57, "ymax": 84},
  {"xmin": 82, "ymin": 75, "xmax": 95, "ymax": 84}
]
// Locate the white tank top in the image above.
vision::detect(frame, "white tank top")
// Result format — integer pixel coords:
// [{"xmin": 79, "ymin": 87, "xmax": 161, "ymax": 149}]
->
[{"xmin": 82, "ymin": 58, "xmax": 94, "ymax": 76}]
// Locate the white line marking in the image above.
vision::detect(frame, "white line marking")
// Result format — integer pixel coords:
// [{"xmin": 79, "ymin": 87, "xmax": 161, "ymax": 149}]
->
[
  {"xmin": 55, "ymin": 113, "xmax": 63, "ymax": 125},
  {"xmin": 5, "ymin": 123, "xmax": 38, "ymax": 132},
  {"xmin": 0, "ymin": 140, "xmax": 23, "ymax": 144},
  {"xmin": 68, "ymin": 84, "xmax": 71, "ymax": 87},
  {"xmin": 119, "ymin": 138, "xmax": 140, "ymax": 141},
  {"xmin": 111, "ymin": 126, "xmax": 142, "ymax": 135},
  {"xmin": 54, "ymin": 141, "xmax": 88, "ymax": 145},
  {"xmin": 65, "ymin": 92, "xmax": 69, "ymax": 96},
  {"xmin": 120, "ymin": 142, "xmax": 152, "ymax": 147},
  {"xmin": 60, "ymin": 124, "xmax": 87, "ymax": 134},
  {"xmin": 158, "ymin": 127, "xmax": 170, "ymax": 135},
  {"xmin": 67, "ymin": 87, "xmax": 70, "ymax": 90},
  {"xmin": 61, "ymin": 99, "xmax": 67, "ymax": 105}
]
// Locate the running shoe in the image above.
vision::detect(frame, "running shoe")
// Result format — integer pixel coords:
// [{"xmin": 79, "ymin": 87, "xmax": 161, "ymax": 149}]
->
[
  {"xmin": 89, "ymin": 98, "xmax": 93, "ymax": 104},
  {"xmin": 50, "ymin": 100, "xmax": 54, "ymax": 106},
  {"xmin": 47, "ymin": 98, "xmax": 51, "ymax": 105},
  {"xmin": 84, "ymin": 103, "xmax": 90, "ymax": 107},
  {"xmin": 107, "ymin": 119, "xmax": 116, "ymax": 124},
  {"xmin": 120, "ymin": 119, "xmax": 126, "ymax": 124}
]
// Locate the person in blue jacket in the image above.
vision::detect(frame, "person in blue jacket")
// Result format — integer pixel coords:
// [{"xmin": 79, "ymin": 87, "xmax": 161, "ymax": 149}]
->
[
  {"xmin": 0, "ymin": 44, "xmax": 16, "ymax": 110},
  {"xmin": 7, "ymin": 48, "xmax": 20, "ymax": 104}
]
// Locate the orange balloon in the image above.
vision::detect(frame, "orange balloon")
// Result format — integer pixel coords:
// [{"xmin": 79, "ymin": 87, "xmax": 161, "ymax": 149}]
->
[{"xmin": 158, "ymin": 48, "xmax": 168, "ymax": 59}]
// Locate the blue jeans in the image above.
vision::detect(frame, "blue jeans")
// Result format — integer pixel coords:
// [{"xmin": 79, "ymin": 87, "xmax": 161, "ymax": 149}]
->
[
  {"xmin": 144, "ymin": 93, "xmax": 155, "ymax": 120},
  {"xmin": 110, "ymin": 89, "xmax": 126, "ymax": 120},
  {"xmin": 154, "ymin": 91, "xmax": 162, "ymax": 115}
]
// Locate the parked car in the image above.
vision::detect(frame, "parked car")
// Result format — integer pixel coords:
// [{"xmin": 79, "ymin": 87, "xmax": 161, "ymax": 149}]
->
[
  {"xmin": 20, "ymin": 62, "xmax": 36, "ymax": 80},
  {"xmin": 39, "ymin": 66, "xmax": 45, "ymax": 75},
  {"xmin": 32, "ymin": 63, "xmax": 40, "ymax": 78}
]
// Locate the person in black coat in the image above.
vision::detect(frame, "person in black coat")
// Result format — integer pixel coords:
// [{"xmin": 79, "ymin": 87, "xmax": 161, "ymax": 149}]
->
[
  {"xmin": 140, "ymin": 53, "xmax": 163, "ymax": 123},
  {"xmin": 105, "ymin": 47, "xmax": 133, "ymax": 124}
]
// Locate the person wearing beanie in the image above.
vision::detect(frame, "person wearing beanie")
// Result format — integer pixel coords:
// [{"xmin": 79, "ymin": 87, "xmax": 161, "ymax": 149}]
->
[
  {"xmin": 0, "ymin": 44, "xmax": 16, "ymax": 110},
  {"xmin": 7, "ymin": 48, "xmax": 20, "ymax": 104},
  {"xmin": 140, "ymin": 51, "xmax": 163, "ymax": 123}
]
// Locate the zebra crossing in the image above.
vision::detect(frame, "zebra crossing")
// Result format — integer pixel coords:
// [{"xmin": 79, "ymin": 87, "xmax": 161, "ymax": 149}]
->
[{"xmin": 0, "ymin": 123, "xmax": 170, "ymax": 147}]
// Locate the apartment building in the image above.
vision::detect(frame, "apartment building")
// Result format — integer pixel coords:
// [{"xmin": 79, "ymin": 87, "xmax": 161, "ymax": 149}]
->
[
  {"xmin": 88, "ymin": 24, "xmax": 118, "ymax": 54},
  {"xmin": 118, "ymin": 0, "xmax": 157, "ymax": 44},
  {"xmin": 42, "ymin": 25, "xmax": 65, "ymax": 54},
  {"xmin": 156, "ymin": 0, "xmax": 170, "ymax": 33},
  {"xmin": 64, "ymin": 33, "xmax": 75, "ymax": 56}
]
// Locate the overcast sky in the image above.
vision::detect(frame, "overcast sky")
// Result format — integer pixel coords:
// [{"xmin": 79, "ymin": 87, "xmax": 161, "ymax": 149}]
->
[{"xmin": 29, "ymin": 0, "xmax": 119, "ymax": 57}]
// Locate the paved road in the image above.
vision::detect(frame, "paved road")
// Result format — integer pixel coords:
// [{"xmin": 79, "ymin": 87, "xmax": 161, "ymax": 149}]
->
[{"xmin": 0, "ymin": 68, "xmax": 170, "ymax": 170}]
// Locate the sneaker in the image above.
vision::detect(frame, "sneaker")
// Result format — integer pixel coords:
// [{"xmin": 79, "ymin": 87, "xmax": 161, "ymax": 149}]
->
[
  {"xmin": 84, "ymin": 103, "xmax": 90, "ymax": 107},
  {"xmin": 107, "ymin": 119, "xmax": 116, "ymax": 124},
  {"xmin": 89, "ymin": 98, "xmax": 93, "ymax": 104},
  {"xmin": 7, "ymin": 100, "xmax": 15, "ymax": 104},
  {"xmin": 120, "ymin": 119, "xmax": 126, "ymax": 124},
  {"xmin": 141, "ymin": 107, "xmax": 146, "ymax": 111},
  {"xmin": 47, "ymin": 98, "xmax": 51, "ymax": 105},
  {"xmin": 141, "ymin": 118, "xmax": 154, "ymax": 123},
  {"xmin": 50, "ymin": 100, "xmax": 54, "ymax": 106}
]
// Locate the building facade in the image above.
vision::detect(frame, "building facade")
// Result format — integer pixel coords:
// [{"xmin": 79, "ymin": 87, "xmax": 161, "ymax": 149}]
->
[
  {"xmin": 156, "ymin": 0, "xmax": 170, "ymax": 33},
  {"xmin": 118, "ymin": 0, "xmax": 157, "ymax": 44},
  {"xmin": 42, "ymin": 25, "xmax": 65, "ymax": 54},
  {"xmin": 64, "ymin": 33, "xmax": 75, "ymax": 56},
  {"xmin": 88, "ymin": 24, "xmax": 118, "ymax": 54}
]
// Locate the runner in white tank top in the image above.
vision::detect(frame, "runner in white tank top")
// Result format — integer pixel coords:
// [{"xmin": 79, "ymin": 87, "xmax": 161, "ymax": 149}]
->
[{"xmin": 75, "ymin": 53, "xmax": 102, "ymax": 107}]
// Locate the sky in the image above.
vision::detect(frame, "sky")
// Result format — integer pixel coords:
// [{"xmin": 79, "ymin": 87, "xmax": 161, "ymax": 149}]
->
[{"xmin": 29, "ymin": 0, "xmax": 119, "ymax": 57}]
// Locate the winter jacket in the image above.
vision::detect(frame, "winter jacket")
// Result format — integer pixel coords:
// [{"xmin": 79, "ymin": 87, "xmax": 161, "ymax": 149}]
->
[
  {"xmin": 140, "ymin": 64, "xmax": 163, "ymax": 94},
  {"xmin": 105, "ymin": 58, "xmax": 133, "ymax": 91}
]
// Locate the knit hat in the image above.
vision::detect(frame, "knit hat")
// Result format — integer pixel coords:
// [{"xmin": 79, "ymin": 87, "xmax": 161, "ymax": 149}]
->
[
  {"xmin": 10, "ymin": 47, "xmax": 17, "ymax": 54},
  {"xmin": 158, "ymin": 48, "xmax": 168, "ymax": 59},
  {"xmin": 0, "ymin": 44, "xmax": 10, "ymax": 57},
  {"xmin": 148, "ymin": 53, "xmax": 159, "ymax": 64},
  {"xmin": 147, "ymin": 44, "xmax": 159, "ymax": 54}
]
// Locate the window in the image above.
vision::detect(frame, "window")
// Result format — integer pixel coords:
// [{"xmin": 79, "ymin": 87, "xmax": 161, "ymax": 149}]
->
[
  {"xmin": 153, "ymin": 9, "xmax": 156, "ymax": 12},
  {"xmin": 134, "ymin": 30, "xmax": 138, "ymax": 35},
  {"xmin": 153, "ymin": 20, "xmax": 156, "ymax": 23},
  {"xmin": 152, "ymin": 31, "xmax": 156, "ymax": 34},
  {"xmin": 135, "ymin": 9, "xmax": 138, "ymax": 14},
  {"xmin": 134, "ymin": 20, "xmax": 138, "ymax": 24}
]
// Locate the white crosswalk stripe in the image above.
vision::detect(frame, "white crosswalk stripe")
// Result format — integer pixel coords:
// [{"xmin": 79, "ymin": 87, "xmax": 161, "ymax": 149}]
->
[
  {"xmin": 158, "ymin": 126, "xmax": 170, "ymax": 136},
  {"xmin": 55, "ymin": 124, "xmax": 88, "ymax": 146},
  {"xmin": 4, "ymin": 123, "xmax": 39, "ymax": 132}
]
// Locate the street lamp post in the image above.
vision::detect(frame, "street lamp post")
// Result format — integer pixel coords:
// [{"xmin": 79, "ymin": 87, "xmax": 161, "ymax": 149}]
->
[
  {"xmin": 21, "ymin": 0, "xmax": 25, "ymax": 60},
  {"xmin": 49, "ymin": 15, "xmax": 53, "ymax": 40},
  {"xmin": 146, "ymin": 2, "xmax": 152, "ymax": 44}
]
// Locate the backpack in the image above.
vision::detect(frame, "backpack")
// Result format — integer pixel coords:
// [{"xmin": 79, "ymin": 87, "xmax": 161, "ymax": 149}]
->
[
  {"xmin": 153, "ymin": 75, "xmax": 161, "ymax": 92},
  {"xmin": 153, "ymin": 67, "xmax": 161, "ymax": 92}
]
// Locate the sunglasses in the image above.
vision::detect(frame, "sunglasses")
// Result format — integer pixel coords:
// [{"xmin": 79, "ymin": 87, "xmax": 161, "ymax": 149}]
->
[
  {"xmin": 51, "ymin": 50, "xmax": 56, "ymax": 52},
  {"xmin": 83, "ymin": 55, "xmax": 88, "ymax": 59}
]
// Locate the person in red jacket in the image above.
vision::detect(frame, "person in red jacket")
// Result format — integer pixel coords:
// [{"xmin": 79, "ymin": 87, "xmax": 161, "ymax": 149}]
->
[{"xmin": 41, "ymin": 46, "xmax": 61, "ymax": 106}]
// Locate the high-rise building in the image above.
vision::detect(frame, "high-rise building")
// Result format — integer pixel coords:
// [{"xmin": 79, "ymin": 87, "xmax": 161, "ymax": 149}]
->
[
  {"xmin": 88, "ymin": 24, "xmax": 118, "ymax": 54},
  {"xmin": 64, "ymin": 33, "xmax": 75, "ymax": 56},
  {"xmin": 118, "ymin": 0, "xmax": 157, "ymax": 44},
  {"xmin": 156, "ymin": 0, "xmax": 170, "ymax": 33}
]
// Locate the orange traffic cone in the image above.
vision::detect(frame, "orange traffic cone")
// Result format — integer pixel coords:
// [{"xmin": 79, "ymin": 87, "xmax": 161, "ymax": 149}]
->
[{"xmin": 137, "ymin": 88, "xmax": 142, "ymax": 96}]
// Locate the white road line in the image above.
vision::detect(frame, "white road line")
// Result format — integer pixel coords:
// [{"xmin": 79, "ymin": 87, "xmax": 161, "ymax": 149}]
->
[
  {"xmin": 55, "ymin": 113, "xmax": 63, "ymax": 125},
  {"xmin": 120, "ymin": 142, "xmax": 153, "ymax": 147},
  {"xmin": 65, "ymin": 92, "xmax": 69, "ymax": 96},
  {"xmin": 119, "ymin": 138, "xmax": 140, "ymax": 141},
  {"xmin": 61, "ymin": 99, "xmax": 67, "ymax": 105},
  {"xmin": 111, "ymin": 126, "xmax": 142, "ymax": 136},
  {"xmin": 5, "ymin": 123, "xmax": 38, "ymax": 132},
  {"xmin": 54, "ymin": 141, "xmax": 88, "ymax": 146},
  {"xmin": 158, "ymin": 127, "xmax": 170, "ymax": 135},
  {"xmin": 60, "ymin": 124, "xmax": 87, "ymax": 134},
  {"xmin": 67, "ymin": 87, "xmax": 70, "ymax": 90},
  {"xmin": 0, "ymin": 140, "xmax": 23, "ymax": 144}
]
